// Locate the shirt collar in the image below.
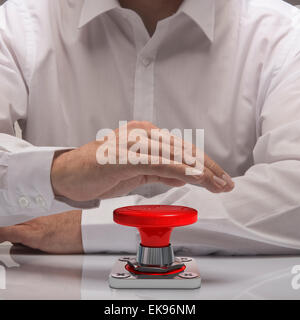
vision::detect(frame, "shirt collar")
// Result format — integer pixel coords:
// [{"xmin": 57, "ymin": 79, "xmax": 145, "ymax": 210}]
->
[
  {"xmin": 78, "ymin": 0, "xmax": 120, "ymax": 28},
  {"xmin": 79, "ymin": 0, "xmax": 216, "ymax": 42},
  {"xmin": 178, "ymin": 0, "xmax": 216, "ymax": 42}
]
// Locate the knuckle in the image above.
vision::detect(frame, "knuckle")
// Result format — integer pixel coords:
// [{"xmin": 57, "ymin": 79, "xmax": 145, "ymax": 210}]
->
[
  {"xmin": 206, "ymin": 161, "xmax": 217, "ymax": 171},
  {"xmin": 141, "ymin": 121, "xmax": 152, "ymax": 127},
  {"xmin": 128, "ymin": 120, "xmax": 140, "ymax": 128},
  {"xmin": 203, "ymin": 168, "xmax": 213, "ymax": 183}
]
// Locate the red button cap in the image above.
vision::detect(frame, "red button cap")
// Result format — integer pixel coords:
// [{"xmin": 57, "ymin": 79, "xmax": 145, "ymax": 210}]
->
[{"xmin": 113, "ymin": 205, "xmax": 198, "ymax": 248}]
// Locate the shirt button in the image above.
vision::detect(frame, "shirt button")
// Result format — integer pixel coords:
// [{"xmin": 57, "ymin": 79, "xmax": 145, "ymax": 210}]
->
[
  {"xmin": 18, "ymin": 197, "xmax": 30, "ymax": 209},
  {"xmin": 36, "ymin": 196, "xmax": 47, "ymax": 208},
  {"xmin": 141, "ymin": 57, "xmax": 152, "ymax": 67}
]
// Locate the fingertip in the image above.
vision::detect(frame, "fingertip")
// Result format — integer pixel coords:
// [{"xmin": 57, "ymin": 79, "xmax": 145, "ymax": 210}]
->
[
  {"xmin": 213, "ymin": 175, "xmax": 227, "ymax": 187},
  {"xmin": 222, "ymin": 173, "xmax": 235, "ymax": 188}
]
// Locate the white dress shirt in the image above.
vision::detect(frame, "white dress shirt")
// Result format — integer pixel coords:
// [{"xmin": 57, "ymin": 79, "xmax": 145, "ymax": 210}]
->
[{"xmin": 1, "ymin": 0, "xmax": 300, "ymax": 255}]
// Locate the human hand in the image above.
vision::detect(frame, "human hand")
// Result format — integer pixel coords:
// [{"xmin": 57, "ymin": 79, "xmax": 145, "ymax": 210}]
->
[
  {"xmin": 0, "ymin": 211, "xmax": 83, "ymax": 254},
  {"xmin": 51, "ymin": 121, "xmax": 234, "ymax": 202}
]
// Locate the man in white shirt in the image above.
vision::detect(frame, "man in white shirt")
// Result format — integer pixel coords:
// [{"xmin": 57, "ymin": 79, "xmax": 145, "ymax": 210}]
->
[{"xmin": 1, "ymin": 0, "xmax": 300, "ymax": 256}]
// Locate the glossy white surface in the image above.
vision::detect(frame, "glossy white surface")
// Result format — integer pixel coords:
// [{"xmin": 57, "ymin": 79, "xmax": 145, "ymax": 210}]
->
[{"xmin": 0, "ymin": 243, "xmax": 299, "ymax": 300}]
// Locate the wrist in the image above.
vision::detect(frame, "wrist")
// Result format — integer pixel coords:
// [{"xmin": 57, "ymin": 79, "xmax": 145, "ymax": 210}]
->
[{"xmin": 50, "ymin": 149, "xmax": 73, "ymax": 198}]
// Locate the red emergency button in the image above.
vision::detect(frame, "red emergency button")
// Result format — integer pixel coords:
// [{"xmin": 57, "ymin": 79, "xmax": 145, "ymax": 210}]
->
[{"xmin": 113, "ymin": 205, "xmax": 198, "ymax": 248}]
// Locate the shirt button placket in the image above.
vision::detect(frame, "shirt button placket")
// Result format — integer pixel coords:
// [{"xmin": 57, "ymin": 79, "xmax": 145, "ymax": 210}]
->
[
  {"xmin": 133, "ymin": 52, "xmax": 155, "ymax": 122},
  {"xmin": 132, "ymin": 19, "xmax": 170, "ymax": 197},
  {"xmin": 132, "ymin": 19, "xmax": 170, "ymax": 123},
  {"xmin": 141, "ymin": 57, "xmax": 152, "ymax": 67}
]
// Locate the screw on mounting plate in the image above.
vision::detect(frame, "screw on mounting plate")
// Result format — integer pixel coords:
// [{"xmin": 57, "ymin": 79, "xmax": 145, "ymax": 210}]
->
[
  {"xmin": 178, "ymin": 257, "xmax": 192, "ymax": 263},
  {"xmin": 178, "ymin": 272, "xmax": 198, "ymax": 279},
  {"xmin": 111, "ymin": 272, "xmax": 131, "ymax": 279},
  {"xmin": 118, "ymin": 257, "xmax": 132, "ymax": 262}
]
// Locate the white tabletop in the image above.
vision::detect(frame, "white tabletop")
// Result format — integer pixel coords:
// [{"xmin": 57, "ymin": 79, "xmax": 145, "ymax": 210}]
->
[{"xmin": 0, "ymin": 243, "xmax": 299, "ymax": 300}]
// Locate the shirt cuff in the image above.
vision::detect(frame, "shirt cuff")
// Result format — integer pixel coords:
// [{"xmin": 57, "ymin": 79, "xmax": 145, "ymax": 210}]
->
[
  {"xmin": 6, "ymin": 147, "xmax": 99, "ymax": 217},
  {"xmin": 81, "ymin": 196, "xmax": 139, "ymax": 253}
]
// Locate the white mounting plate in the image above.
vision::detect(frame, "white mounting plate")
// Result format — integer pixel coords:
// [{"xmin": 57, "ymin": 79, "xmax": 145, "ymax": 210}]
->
[{"xmin": 109, "ymin": 257, "xmax": 201, "ymax": 289}]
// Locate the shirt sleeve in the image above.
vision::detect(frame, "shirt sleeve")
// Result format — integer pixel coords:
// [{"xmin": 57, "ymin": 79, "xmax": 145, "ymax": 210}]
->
[
  {"xmin": 82, "ymin": 28, "xmax": 300, "ymax": 255},
  {"xmin": 0, "ymin": 2, "xmax": 99, "ymax": 227}
]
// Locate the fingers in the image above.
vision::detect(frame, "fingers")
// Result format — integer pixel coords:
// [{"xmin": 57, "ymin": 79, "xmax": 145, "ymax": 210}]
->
[
  {"xmin": 128, "ymin": 151, "xmax": 232, "ymax": 193},
  {"xmin": 124, "ymin": 123, "xmax": 234, "ymax": 191},
  {"xmin": 0, "ymin": 225, "xmax": 24, "ymax": 245},
  {"xmin": 204, "ymin": 154, "xmax": 234, "ymax": 189},
  {"xmin": 156, "ymin": 133, "xmax": 234, "ymax": 190},
  {"xmin": 197, "ymin": 167, "xmax": 230, "ymax": 193},
  {"xmin": 157, "ymin": 177, "xmax": 186, "ymax": 187},
  {"xmin": 143, "ymin": 175, "xmax": 186, "ymax": 188},
  {"xmin": 111, "ymin": 121, "xmax": 235, "ymax": 194},
  {"xmin": 135, "ymin": 158, "xmax": 223, "ymax": 193},
  {"xmin": 1, "ymin": 213, "xmax": 84, "ymax": 254},
  {"xmin": 0, "ymin": 224, "xmax": 41, "ymax": 250},
  {"xmin": 100, "ymin": 175, "xmax": 186, "ymax": 199}
]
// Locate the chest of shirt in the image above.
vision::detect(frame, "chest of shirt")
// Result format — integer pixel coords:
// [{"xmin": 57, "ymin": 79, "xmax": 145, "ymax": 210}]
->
[{"xmin": 24, "ymin": 8, "xmax": 277, "ymax": 176}]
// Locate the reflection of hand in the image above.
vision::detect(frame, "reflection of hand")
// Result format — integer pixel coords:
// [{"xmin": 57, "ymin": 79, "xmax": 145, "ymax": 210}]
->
[
  {"xmin": 51, "ymin": 121, "xmax": 234, "ymax": 202},
  {"xmin": 0, "ymin": 211, "xmax": 83, "ymax": 254}
]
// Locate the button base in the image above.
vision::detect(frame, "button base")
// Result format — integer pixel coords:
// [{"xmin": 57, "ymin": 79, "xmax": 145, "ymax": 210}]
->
[{"xmin": 109, "ymin": 256, "xmax": 201, "ymax": 289}]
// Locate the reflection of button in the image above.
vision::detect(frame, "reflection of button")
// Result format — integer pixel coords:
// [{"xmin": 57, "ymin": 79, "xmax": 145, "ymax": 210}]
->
[
  {"xmin": 36, "ymin": 195, "xmax": 47, "ymax": 208},
  {"xmin": 141, "ymin": 57, "xmax": 152, "ymax": 67},
  {"xmin": 18, "ymin": 196, "xmax": 30, "ymax": 208},
  {"xmin": 0, "ymin": 265, "xmax": 6, "ymax": 290}
]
